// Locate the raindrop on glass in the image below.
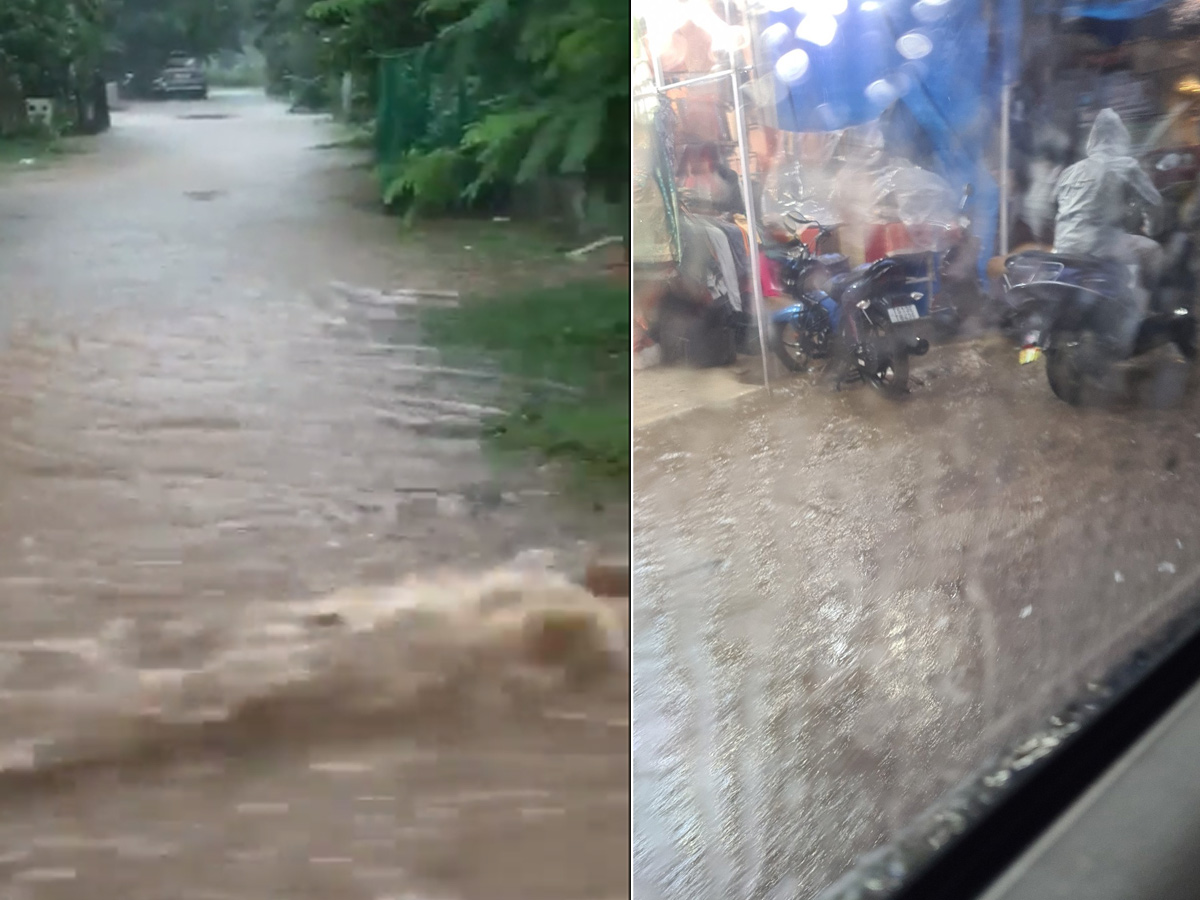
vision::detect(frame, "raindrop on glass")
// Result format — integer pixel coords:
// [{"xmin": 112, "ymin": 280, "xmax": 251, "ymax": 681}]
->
[
  {"xmin": 775, "ymin": 48, "xmax": 811, "ymax": 83},
  {"xmin": 864, "ymin": 78, "xmax": 898, "ymax": 106},
  {"xmin": 762, "ymin": 21, "xmax": 792, "ymax": 50},
  {"xmin": 896, "ymin": 31, "xmax": 933, "ymax": 59},
  {"xmin": 912, "ymin": 0, "xmax": 950, "ymax": 22},
  {"xmin": 795, "ymin": 13, "xmax": 839, "ymax": 46}
]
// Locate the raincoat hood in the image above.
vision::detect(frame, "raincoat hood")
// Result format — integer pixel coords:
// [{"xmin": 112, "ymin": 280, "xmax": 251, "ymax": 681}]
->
[
  {"xmin": 1086, "ymin": 109, "xmax": 1132, "ymax": 159},
  {"xmin": 1053, "ymin": 106, "xmax": 1162, "ymax": 257}
]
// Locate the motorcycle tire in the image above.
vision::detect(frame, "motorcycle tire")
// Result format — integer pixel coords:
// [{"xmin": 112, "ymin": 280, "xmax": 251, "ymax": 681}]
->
[
  {"xmin": 1171, "ymin": 316, "xmax": 1198, "ymax": 361},
  {"xmin": 857, "ymin": 321, "xmax": 909, "ymax": 398},
  {"xmin": 771, "ymin": 318, "xmax": 812, "ymax": 372},
  {"xmin": 866, "ymin": 344, "xmax": 910, "ymax": 398},
  {"xmin": 1045, "ymin": 331, "xmax": 1102, "ymax": 407}
]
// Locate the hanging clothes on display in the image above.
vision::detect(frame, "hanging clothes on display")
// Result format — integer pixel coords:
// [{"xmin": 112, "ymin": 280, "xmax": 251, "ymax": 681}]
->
[
  {"xmin": 709, "ymin": 218, "xmax": 751, "ymax": 292},
  {"xmin": 697, "ymin": 219, "xmax": 742, "ymax": 312}
]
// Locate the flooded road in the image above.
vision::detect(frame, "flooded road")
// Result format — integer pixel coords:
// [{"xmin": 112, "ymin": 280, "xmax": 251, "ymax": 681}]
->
[
  {"xmin": 0, "ymin": 92, "xmax": 628, "ymax": 898},
  {"xmin": 633, "ymin": 339, "xmax": 1200, "ymax": 899}
]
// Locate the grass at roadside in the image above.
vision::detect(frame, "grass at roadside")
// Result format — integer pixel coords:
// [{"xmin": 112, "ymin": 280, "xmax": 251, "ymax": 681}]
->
[
  {"xmin": 0, "ymin": 134, "xmax": 88, "ymax": 169},
  {"xmin": 421, "ymin": 278, "xmax": 629, "ymax": 491}
]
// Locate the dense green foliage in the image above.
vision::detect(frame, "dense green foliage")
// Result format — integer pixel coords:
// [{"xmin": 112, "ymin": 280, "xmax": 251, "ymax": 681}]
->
[
  {"xmin": 0, "ymin": 0, "xmax": 249, "ymax": 106},
  {"xmin": 111, "ymin": 0, "xmax": 246, "ymax": 83},
  {"xmin": 253, "ymin": 0, "xmax": 629, "ymax": 217},
  {"xmin": 0, "ymin": 0, "xmax": 112, "ymax": 100}
]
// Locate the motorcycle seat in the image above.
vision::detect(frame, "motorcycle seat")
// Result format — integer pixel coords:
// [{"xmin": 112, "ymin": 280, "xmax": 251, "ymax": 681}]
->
[
  {"xmin": 825, "ymin": 272, "xmax": 855, "ymax": 300},
  {"xmin": 1009, "ymin": 249, "xmax": 1125, "ymax": 276}
]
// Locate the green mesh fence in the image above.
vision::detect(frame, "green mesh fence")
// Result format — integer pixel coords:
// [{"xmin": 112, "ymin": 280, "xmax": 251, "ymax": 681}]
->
[
  {"xmin": 376, "ymin": 50, "xmax": 427, "ymax": 167},
  {"xmin": 376, "ymin": 48, "xmax": 479, "ymax": 168}
]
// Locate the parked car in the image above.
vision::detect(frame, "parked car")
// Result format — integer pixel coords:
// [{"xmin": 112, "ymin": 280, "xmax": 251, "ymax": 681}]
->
[{"xmin": 152, "ymin": 54, "xmax": 208, "ymax": 100}]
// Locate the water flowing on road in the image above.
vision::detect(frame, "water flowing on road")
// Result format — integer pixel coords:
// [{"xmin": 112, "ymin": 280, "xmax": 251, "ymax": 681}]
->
[
  {"xmin": 634, "ymin": 338, "xmax": 1200, "ymax": 899},
  {"xmin": 0, "ymin": 91, "xmax": 628, "ymax": 899}
]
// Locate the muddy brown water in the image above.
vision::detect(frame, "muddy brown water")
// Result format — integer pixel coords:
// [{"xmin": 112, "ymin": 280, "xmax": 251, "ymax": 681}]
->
[
  {"xmin": 633, "ymin": 340, "xmax": 1200, "ymax": 899},
  {"xmin": 0, "ymin": 91, "xmax": 628, "ymax": 899}
]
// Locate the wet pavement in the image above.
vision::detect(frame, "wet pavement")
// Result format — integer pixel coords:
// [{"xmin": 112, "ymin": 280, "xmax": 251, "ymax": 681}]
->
[
  {"xmin": 0, "ymin": 91, "xmax": 628, "ymax": 899},
  {"xmin": 632, "ymin": 338, "xmax": 1200, "ymax": 900}
]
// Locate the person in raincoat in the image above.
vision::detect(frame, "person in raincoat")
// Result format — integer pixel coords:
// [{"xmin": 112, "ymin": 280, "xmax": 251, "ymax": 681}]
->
[{"xmin": 1052, "ymin": 108, "xmax": 1163, "ymax": 292}]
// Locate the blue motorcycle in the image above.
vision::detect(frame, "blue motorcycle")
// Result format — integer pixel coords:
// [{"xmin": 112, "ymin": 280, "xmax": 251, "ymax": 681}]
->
[{"xmin": 769, "ymin": 211, "xmax": 930, "ymax": 398}]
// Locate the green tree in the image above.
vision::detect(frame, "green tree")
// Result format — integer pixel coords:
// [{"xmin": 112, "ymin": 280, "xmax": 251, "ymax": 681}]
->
[
  {"xmin": 247, "ymin": 0, "xmax": 630, "ymax": 217},
  {"xmin": 376, "ymin": 0, "xmax": 629, "ymax": 215},
  {"xmin": 0, "ymin": 0, "xmax": 113, "ymax": 97},
  {"xmin": 109, "ymin": 0, "xmax": 247, "ymax": 83},
  {"xmin": 434, "ymin": 0, "xmax": 629, "ymax": 203}
]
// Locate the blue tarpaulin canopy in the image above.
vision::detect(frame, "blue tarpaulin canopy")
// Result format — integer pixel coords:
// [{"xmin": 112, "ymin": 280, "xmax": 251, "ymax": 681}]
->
[
  {"xmin": 762, "ymin": 0, "xmax": 1020, "ymax": 272},
  {"xmin": 1063, "ymin": 0, "xmax": 1171, "ymax": 19},
  {"xmin": 1063, "ymin": 0, "xmax": 1172, "ymax": 45},
  {"xmin": 764, "ymin": 0, "xmax": 1005, "ymax": 135},
  {"xmin": 760, "ymin": 0, "xmax": 1167, "ymax": 268}
]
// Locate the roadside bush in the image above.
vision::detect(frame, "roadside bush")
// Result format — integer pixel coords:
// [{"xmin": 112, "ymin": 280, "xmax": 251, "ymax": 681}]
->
[{"xmin": 421, "ymin": 278, "xmax": 629, "ymax": 487}]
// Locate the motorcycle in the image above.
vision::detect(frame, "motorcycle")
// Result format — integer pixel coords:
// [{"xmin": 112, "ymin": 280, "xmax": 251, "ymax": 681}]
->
[
  {"xmin": 1002, "ymin": 219, "xmax": 1198, "ymax": 405},
  {"xmin": 769, "ymin": 210, "xmax": 930, "ymax": 397}
]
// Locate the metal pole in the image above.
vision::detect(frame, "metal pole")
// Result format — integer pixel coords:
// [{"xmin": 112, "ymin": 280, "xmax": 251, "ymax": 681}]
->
[
  {"xmin": 636, "ymin": 12, "xmax": 666, "ymax": 89},
  {"xmin": 649, "ymin": 28, "xmax": 665, "ymax": 89},
  {"xmin": 999, "ymin": 81, "xmax": 1012, "ymax": 257},
  {"xmin": 722, "ymin": 3, "xmax": 771, "ymax": 393},
  {"xmin": 635, "ymin": 69, "xmax": 737, "ymax": 99}
]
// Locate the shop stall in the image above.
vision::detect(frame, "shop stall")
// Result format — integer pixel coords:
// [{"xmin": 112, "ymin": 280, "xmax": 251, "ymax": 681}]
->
[
  {"xmin": 633, "ymin": 0, "xmax": 776, "ymax": 391},
  {"xmin": 631, "ymin": 0, "xmax": 1184, "ymax": 412},
  {"xmin": 632, "ymin": 0, "xmax": 1024, "ymax": 397},
  {"xmin": 756, "ymin": 0, "xmax": 1023, "ymax": 282}
]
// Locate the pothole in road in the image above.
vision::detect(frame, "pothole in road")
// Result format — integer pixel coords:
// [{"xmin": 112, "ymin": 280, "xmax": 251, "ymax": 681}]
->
[{"xmin": 184, "ymin": 190, "xmax": 225, "ymax": 202}]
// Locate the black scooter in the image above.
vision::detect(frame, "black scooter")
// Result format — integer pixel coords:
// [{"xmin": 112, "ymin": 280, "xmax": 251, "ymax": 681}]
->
[{"xmin": 1003, "ymin": 221, "xmax": 1198, "ymax": 406}]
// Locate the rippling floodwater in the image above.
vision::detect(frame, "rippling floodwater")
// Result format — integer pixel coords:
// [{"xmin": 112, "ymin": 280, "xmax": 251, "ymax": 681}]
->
[
  {"xmin": 0, "ymin": 91, "xmax": 628, "ymax": 898},
  {"xmin": 633, "ymin": 339, "xmax": 1200, "ymax": 899}
]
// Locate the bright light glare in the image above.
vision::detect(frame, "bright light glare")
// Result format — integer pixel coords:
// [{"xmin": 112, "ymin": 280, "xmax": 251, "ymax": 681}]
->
[
  {"xmin": 896, "ymin": 31, "xmax": 933, "ymax": 59},
  {"xmin": 775, "ymin": 48, "xmax": 812, "ymax": 83},
  {"xmin": 795, "ymin": 13, "xmax": 839, "ymax": 46},
  {"xmin": 860, "ymin": 0, "xmax": 881, "ymax": 8}
]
